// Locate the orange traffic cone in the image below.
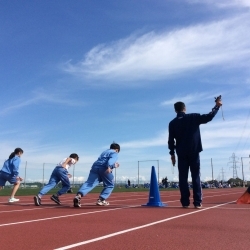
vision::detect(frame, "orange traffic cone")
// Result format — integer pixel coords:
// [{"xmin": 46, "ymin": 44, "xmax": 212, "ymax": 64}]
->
[{"xmin": 236, "ymin": 186, "xmax": 250, "ymax": 204}]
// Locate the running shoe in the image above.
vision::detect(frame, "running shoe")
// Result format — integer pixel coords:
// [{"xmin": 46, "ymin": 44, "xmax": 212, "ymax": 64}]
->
[
  {"xmin": 34, "ymin": 195, "xmax": 41, "ymax": 206},
  {"xmin": 96, "ymin": 199, "xmax": 109, "ymax": 206},
  {"xmin": 50, "ymin": 195, "xmax": 61, "ymax": 205},
  {"xmin": 195, "ymin": 205, "xmax": 202, "ymax": 209},
  {"xmin": 9, "ymin": 197, "xmax": 19, "ymax": 203},
  {"xmin": 73, "ymin": 196, "xmax": 81, "ymax": 208}
]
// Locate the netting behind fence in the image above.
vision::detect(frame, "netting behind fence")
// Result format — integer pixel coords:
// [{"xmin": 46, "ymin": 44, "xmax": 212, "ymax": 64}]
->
[
  {"xmin": 8, "ymin": 157, "xmax": 250, "ymax": 188},
  {"xmin": 16, "ymin": 160, "xmax": 172, "ymax": 187}
]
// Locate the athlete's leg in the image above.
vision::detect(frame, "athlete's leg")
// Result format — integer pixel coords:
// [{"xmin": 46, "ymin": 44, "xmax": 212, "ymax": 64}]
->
[
  {"xmin": 177, "ymin": 155, "xmax": 190, "ymax": 207},
  {"xmin": 77, "ymin": 168, "xmax": 100, "ymax": 197},
  {"xmin": 98, "ymin": 169, "xmax": 114, "ymax": 200},
  {"xmin": 10, "ymin": 182, "xmax": 20, "ymax": 198},
  {"xmin": 56, "ymin": 168, "xmax": 71, "ymax": 196},
  {"xmin": 38, "ymin": 168, "xmax": 60, "ymax": 196},
  {"xmin": 190, "ymin": 153, "xmax": 202, "ymax": 207}
]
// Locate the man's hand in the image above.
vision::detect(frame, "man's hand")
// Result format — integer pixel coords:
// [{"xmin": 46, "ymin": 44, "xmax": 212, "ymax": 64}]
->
[
  {"xmin": 106, "ymin": 167, "xmax": 112, "ymax": 174},
  {"xmin": 216, "ymin": 99, "xmax": 222, "ymax": 107},
  {"xmin": 17, "ymin": 176, "xmax": 23, "ymax": 181},
  {"xmin": 171, "ymin": 155, "xmax": 176, "ymax": 166},
  {"xmin": 215, "ymin": 95, "xmax": 222, "ymax": 107},
  {"xmin": 115, "ymin": 162, "xmax": 120, "ymax": 168},
  {"xmin": 67, "ymin": 174, "xmax": 72, "ymax": 178}
]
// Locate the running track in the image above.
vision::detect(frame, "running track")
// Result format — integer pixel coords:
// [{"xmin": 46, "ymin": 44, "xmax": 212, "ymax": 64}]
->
[{"xmin": 0, "ymin": 189, "xmax": 249, "ymax": 249}]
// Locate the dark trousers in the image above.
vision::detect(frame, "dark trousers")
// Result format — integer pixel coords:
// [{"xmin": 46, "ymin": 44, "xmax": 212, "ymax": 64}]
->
[{"xmin": 177, "ymin": 153, "xmax": 202, "ymax": 206}]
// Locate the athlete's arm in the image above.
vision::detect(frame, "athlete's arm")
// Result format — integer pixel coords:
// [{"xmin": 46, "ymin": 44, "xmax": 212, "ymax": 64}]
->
[{"xmin": 198, "ymin": 100, "xmax": 222, "ymax": 124}]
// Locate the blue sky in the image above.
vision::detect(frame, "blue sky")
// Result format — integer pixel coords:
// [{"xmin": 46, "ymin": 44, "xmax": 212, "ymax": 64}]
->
[{"xmin": 1, "ymin": 0, "xmax": 250, "ymax": 183}]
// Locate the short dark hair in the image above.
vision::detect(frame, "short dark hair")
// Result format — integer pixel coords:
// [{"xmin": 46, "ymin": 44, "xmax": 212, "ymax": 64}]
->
[
  {"xmin": 174, "ymin": 102, "xmax": 185, "ymax": 112},
  {"xmin": 110, "ymin": 142, "xmax": 120, "ymax": 152},
  {"xmin": 69, "ymin": 153, "xmax": 79, "ymax": 160}
]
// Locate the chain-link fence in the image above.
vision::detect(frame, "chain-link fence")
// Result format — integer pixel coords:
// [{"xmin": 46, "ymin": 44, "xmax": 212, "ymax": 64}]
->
[
  {"xmin": 16, "ymin": 160, "xmax": 170, "ymax": 188},
  {"xmin": 6, "ymin": 157, "xmax": 250, "ymax": 188}
]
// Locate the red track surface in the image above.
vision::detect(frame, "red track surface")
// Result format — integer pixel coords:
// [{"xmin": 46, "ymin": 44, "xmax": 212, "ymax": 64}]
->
[{"xmin": 0, "ymin": 189, "xmax": 249, "ymax": 250}]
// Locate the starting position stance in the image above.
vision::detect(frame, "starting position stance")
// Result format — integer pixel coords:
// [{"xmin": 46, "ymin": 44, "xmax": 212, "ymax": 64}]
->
[
  {"xmin": 73, "ymin": 143, "xmax": 120, "ymax": 207},
  {"xmin": 34, "ymin": 153, "xmax": 79, "ymax": 206},
  {"xmin": 168, "ymin": 97, "xmax": 222, "ymax": 208},
  {"xmin": 0, "ymin": 148, "xmax": 24, "ymax": 202}
]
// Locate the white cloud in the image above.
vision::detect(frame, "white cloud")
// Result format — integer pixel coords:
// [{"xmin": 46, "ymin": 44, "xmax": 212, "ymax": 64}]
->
[
  {"xmin": 121, "ymin": 131, "xmax": 168, "ymax": 149},
  {"xmin": 187, "ymin": 0, "xmax": 250, "ymax": 8},
  {"xmin": 120, "ymin": 118, "xmax": 250, "ymax": 154},
  {"xmin": 0, "ymin": 139, "xmax": 96, "ymax": 167},
  {"xmin": 200, "ymin": 119, "xmax": 250, "ymax": 150},
  {"xmin": 115, "ymin": 175, "xmax": 148, "ymax": 182},
  {"xmin": 173, "ymin": 175, "xmax": 179, "ymax": 181},
  {"xmin": 0, "ymin": 89, "xmax": 85, "ymax": 116},
  {"xmin": 63, "ymin": 14, "xmax": 250, "ymax": 82},
  {"xmin": 161, "ymin": 87, "xmax": 250, "ymax": 112},
  {"xmin": 73, "ymin": 176, "xmax": 86, "ymax": 182},
  {"xmin": 161, "ymin": 92, "xmax": 216, "ymax": 106}
]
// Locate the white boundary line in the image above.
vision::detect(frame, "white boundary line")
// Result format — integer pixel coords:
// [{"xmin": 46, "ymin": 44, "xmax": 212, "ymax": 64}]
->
[
  {"xmin": 0, "ymin": 190, "xmax": 242, "ymax": 215},
  {"xmin": 54, "ymin": 201, "xmax": 235, "ymax": 250},
  {"xmin": 0, "ymin": 205, "xmax": 138, "ymax": 227},
  {"xmin": 214, "ymin": 207, "xmax": 250, "ymax": 210},
  {"xmin": 0, "ymin": 188, "xmax": 239, "ymax": 209}
]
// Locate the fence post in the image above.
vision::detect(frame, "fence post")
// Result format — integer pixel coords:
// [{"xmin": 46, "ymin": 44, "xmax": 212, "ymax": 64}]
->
[
  {"xmin": 115, "ymin": 167, "xmax": 117, "ymax": 187},
  {"xmin": 157, "ymin": 160, "xmax": 159, "ymax": 183},
  {"xmin": 42, "ymin": 163, "xmax": 45, "ymax": 187},
  {"xmin": 24, "ymin": 161, "xmax": 27, "ymax": 188},
  {"xmin": 72, "ymin": 164, "xmax": 75, "ymax": 187},
  {"xmin": 211, "ymin": 158, "xmax": 214, "ymax": 181},
  {"xmin": 138, "ymin": 161, "xmax": 139, "ymax": 186}
]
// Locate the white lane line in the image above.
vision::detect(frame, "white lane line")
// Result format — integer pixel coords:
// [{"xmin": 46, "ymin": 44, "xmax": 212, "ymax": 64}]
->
[
  {"xmin": 54, "ymin": 201, "xmax": 234, "ymax": 250},
  {"xmin": 215, "ymin": 207, "xmax": 250, "ymax": 210},
  {"xmin": 0, "ymin": 205, "xmax": 138, "ymax": 227},
  {"xmin": 0, "ymin": 188, "xmax": 240, "ymax": 207},
  {"xmin": 0, "ymin": 188, "xmax": 237, "ymax": 204},
  {"xmin": 0, "ymin": 191, "xmax": 242, "ymax": 214},
  {"xmin": 0, "ymin": 206, "xmax": 73, "ymax": 213}
]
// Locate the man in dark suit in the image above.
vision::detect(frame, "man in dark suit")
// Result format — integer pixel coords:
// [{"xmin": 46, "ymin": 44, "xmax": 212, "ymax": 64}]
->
[{"xmin": 168, "ymin": 97, "xmax": 222, "ymax": 208}]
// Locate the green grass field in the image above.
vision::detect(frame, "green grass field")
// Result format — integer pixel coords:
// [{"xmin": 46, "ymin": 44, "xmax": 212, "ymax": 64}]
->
[{"xmin": 0, "ymin": 186, "xmax": 178, "ymax": 196}]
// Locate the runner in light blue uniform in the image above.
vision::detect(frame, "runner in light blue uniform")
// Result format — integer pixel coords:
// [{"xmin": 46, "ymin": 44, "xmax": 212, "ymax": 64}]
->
[
  {"xmin": 0, "ymin": 148, "xmax": 24, "ymax": 202},
  {"xmin": 73, "ymin": 143, "xmax": 120, "ymax": 207},
  {"xmin": 33, "ymin": 153, "xmax": 79, "ymax": 206}
]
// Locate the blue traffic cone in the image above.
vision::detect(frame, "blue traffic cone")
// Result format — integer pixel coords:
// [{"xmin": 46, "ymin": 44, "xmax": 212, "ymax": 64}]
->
[{"xmin": 142, "ymin": 166, "xmax": 167, "ymax": 207}]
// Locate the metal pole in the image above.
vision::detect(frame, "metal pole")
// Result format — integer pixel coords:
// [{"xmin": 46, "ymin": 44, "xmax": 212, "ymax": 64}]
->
[
  {"xmin": 211, "ymin": 158, "xmax": 214, "ymax": 181},
  {"xmin": 72, "ymin": 164, "xmax": 75, "ymax": 187},
  {"xmin": 138, "ymin": 161, "xmax": 139, "ymax": 186},
  {"xmin": 42, "ymin": 163, "xmax": 45, "ymax": 187},
  {"xmin": 241, "ymin": 157, "xmax": 245, "ymax": 188},
  {"xmin": 157, "ymin": 160, "xmax": 159, "ymax": 183},
  {"xmin": 24, "ymin": 161, "xmax": 27, "ymax": 188},
  {"xmin": 115, "ymin": 167, "xmax": 117, "ymax": 187},
  {"xmin": 240, "ymin": 155, "xmax": 250, "ymax": 188}
]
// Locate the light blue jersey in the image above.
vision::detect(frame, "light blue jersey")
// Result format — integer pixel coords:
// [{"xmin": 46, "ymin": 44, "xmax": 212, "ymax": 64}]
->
[
  {"xmin": 92, "ymin": 149, "xmax": 118, "ymax": 169},
  {"xmin": 1, "ymin": 156, "xmax": 21, "ymax": 177}
]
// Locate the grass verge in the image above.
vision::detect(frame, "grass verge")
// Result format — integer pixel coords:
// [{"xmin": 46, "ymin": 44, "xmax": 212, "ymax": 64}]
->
[{"xmin": 0, "ymin": 187, "xmax": 178, "ymax": 196}]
